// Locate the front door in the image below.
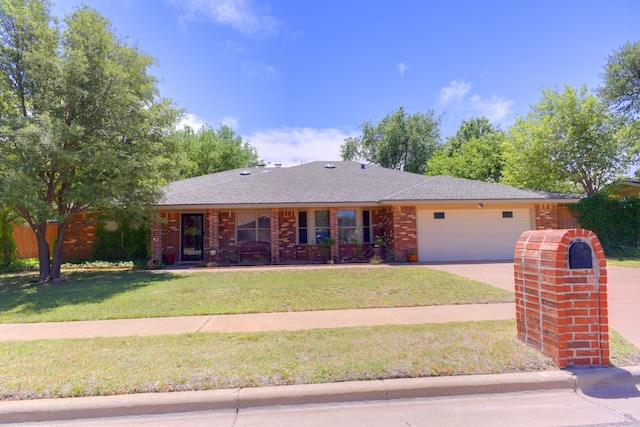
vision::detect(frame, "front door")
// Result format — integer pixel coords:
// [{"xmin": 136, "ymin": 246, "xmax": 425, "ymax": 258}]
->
[{"xmin": 181, "ymin": 214, "xmax": 204, "ymax": 262}]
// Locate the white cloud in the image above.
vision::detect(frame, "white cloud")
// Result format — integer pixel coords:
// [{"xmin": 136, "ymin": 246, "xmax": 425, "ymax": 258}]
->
[
  {"xmin": 437, "ymin": 80, "xmax": 514, "ymax": 126},
  {"xmin": 221, "ymin": 115, "xmax": 239, "ymax": 129},
  {"xmin": 245, "ymin": 127, "xmax": 358, "ymax": 166},
  {"xmin": 397, "ymin": 62, "xmax": 407, "ymax": 77},
  {"xmin": 177, "ymin": 113, "xmax": 207, "ymax": 131},
  {"xmin": 172, "ymin": 0, "xmax": 280, "ymax": 36},
  {"xmin": 438, "ymin": 80, "xmax": 472, "ymax": 106},
  {"xmin": 466, "ymin": 94, "xmax": 514, "ymax": 123}
]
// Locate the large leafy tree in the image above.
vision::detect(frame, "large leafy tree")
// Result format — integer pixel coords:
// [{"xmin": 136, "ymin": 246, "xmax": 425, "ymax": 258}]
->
[
  {"xmin": 426, "ymin": 117, "xmax": 505, "ymax": 182},
  {"xmin": 177, "ymin": 125, "xmax": 260, "ymax": 178},
  {"xmin": 0, "ymin": 0, "xmax": 181, "ymax": 281},
  {"xmin": 340, "ymin": 106, "xmax": 441, "ymax": 173},
  {"xmin": 501, "ymin": 85, "xmax": 637, "ymax": 195},
  {"xmin": 599, "ymin": 40, "xmax": 640, "ymax": 120}
]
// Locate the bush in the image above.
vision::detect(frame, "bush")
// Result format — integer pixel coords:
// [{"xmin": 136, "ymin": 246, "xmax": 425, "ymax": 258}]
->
[
  {"xmin": 0, "ymin": 210, "xmax": 17, "ymax": 267},
  {"xmin": 570, "ymin": 194, "xmax": 640, "ymax": 254},
  {"xmin": 92, "ymin": 221, "xmax": 150, "ymax": 261}
]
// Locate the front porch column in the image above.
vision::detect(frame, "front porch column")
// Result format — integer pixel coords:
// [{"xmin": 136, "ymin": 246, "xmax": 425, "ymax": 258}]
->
[
  {"xmin": 330, "ymin": 207, "xmax": 339, "ymax": 261},
  {"xmin": 270, "ymin": 208, "xmax": 280, "ymax": 264},
  {"xmin": 207, "ymin": 209, "xmax": 219, "ymax": 262}
]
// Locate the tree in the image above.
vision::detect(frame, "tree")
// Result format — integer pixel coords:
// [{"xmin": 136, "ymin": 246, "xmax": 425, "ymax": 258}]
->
[
  {"xmin": 0, "ymin": 0, "xmax": 181, "ymax": 281},
  {"xmin": 501, "ymin": 85, "xmax": 637, "ymax": 195},
  {"xmin": 176, "ymin": 124, "xmax": 260, "ymax": 178},
  {"xmin": 426, "ymin": 117, "xmax": 505, "ymax": 182},
  {"xmin": 340, "ymin": 107, "xmax": 440, "ymax": 173},
  {"xmin": 599, "ymin": 40, "xmax": 640, "ymax": 120},
  {"xmin": 0, "ymin": 207, "xmax": 17, "ymax": 266}
]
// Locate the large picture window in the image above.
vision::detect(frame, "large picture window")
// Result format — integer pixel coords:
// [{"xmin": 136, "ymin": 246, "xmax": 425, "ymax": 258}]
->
[
  {"xmin": 237, "ymin": 212, "xmax": 271, "ymax": 243},
  {"xmin": 338, "ymin": 210, "xmax": 357, "ymax": 243}
]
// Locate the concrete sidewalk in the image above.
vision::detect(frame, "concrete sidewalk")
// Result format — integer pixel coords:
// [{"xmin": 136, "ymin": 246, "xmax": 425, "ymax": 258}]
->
[{"xmin": 0, "ymin": 303, "xmax": 514, "ymax": 341}]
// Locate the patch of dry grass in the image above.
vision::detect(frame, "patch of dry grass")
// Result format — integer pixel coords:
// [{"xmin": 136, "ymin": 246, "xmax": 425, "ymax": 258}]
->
[{"xmin": 0, "ymin": 320, "xmax": 557, "ymax": 400}]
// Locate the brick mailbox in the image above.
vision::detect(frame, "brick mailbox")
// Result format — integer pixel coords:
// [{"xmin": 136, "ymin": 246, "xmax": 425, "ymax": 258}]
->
[{"xmin": 514, "ymin": 229, "xmax": 609, "ymax": 368}]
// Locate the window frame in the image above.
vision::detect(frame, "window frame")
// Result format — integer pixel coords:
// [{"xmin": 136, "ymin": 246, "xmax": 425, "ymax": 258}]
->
[{"xmin": 236, "ymin": 211, "xmax": 271, "ymax": 243}]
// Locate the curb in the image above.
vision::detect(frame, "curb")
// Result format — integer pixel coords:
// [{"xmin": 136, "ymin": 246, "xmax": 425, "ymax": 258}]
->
[{"xmin": 0, "ymin": 370, "xmax": 578, "ymax": 424}]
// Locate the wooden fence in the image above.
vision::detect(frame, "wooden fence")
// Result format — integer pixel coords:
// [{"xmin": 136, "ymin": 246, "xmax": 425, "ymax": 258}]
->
[
  {"xmin": 557, "ymin": 204, "xmax": 580, "ymax": 229},
  {"xmin": 12, "ymin": 224, "xmax": 58, "ymax": 259}
]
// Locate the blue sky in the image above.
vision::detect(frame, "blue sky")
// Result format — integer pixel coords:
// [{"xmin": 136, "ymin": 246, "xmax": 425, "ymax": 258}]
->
[{"xmin": 53, "ymin": 0, "xmax": 640, "ymax": 166}]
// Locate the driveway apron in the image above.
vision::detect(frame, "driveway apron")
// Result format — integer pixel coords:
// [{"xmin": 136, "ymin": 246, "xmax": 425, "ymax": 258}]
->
[{"xmin": 426, "ymin": 262, "xmax": 640, "ymax": 349}]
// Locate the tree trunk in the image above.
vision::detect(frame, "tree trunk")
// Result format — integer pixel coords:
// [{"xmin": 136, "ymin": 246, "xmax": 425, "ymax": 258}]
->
[
  {"xmin": 50, "ymin": 220, "xmax": 71, "ymax": 281},
  {"xmin": 33, "ymin": 223, "xmax": 51, "ymax": 282}
]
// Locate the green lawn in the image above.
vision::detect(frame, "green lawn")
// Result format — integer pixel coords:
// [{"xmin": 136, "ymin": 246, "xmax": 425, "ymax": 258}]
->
[
  {"xmin": 0, "ymin": 320, "xmax": 555, "ymax": 400},
  {"xmin": 0, "ymin": 266, "xmax": 513, "ymax": 324},
  {"xmin": 608, "ymin": 258, "xmax": 640, "ymax": 268},
  {"xmin": 2, "ymin": 321, "xmax": 637, "ymax": 401}
]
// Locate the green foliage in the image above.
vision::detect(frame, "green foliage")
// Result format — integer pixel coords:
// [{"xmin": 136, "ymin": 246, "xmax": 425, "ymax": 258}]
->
[
  {"xmin": 341, "ymin": 106, "xmax": 441, "ymax": 173},
  {"xmin": 176, "ymin": 124, "xmax": 260, "ymax": 178},
  {"xmin": 0, "ymin": 208, "xmax": 17, "ymax": 266},
  {"xmin": 599, "ymin": 40, "xmax": 640, "ymax": 121},
  {"xmin": 570, "ymin": 193, "xmax": 640, "ymax": 253},
  {"xmin": 427, "ymin": 117, "xmax": 505, "ymax": 182},
  {"xmin": 501, "ymin": 85, "xmax": 637, "ymax": 195},
  {"xmin": 92, "ymin": 222, "xmax": 150, "ymax": 261},
  {"xmin": 0, "ymin": 1, "xmax": 181, "ymax": 280}
]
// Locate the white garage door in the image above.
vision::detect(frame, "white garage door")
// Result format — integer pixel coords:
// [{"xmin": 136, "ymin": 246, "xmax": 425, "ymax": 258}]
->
[{"xmin": 417, "ymin": 208, "xmax": 532, "ymax": 262}]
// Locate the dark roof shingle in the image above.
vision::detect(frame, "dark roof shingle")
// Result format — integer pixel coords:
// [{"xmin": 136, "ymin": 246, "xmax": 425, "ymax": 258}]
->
[{"xmin": 156, "ymin": 161, "xmax": 577, "ymax": 207}]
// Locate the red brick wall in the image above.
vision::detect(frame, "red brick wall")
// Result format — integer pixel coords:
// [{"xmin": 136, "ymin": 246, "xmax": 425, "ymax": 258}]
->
[
  {"xmin": 535, "ymin": 204, "xmax": 559, "ymax": 229},
  {"xmin": 218, "ymin": 211, "xmax": 236, "ymax": 256},
  {"xmin": 62, "ymin": 213, "xmax": 96, "ymax": 262},
  {"xmin": 160, "ymin": 212, "xmax": 180, "ymax": 262},
  {"xmin": 514, "ymin": 228, "xmax": 609, "ymax": 367},
  {"xmin": 390, "ymin": 206, "xmax": 417, "ymax": 261},
  {"xmin": 278, "ymin": 210, "xmax": 297, "ymax": 261},
  {"xmin": 206, "ymin": 209, "xmax": 218, "ymax": 262}
]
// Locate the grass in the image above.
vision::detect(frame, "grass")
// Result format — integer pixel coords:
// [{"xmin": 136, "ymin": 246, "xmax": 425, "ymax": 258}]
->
[
  {"xmin": 0, "ymin": 266, "xmax": 513, "ymax": 323},
  {"xmin": 2, "ymin": 320, "xmax": 638, "ymax": 401},
  {"xmin": 608, "ymin": 258, "xmax": 640, "ymax": 268},
  {"xmin": 0, "ymin": 320, "xmax": 556, "ymax": 400}
]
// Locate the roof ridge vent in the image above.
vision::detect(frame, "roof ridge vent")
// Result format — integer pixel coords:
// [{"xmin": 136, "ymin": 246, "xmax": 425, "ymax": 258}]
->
[{"xmin": 324, "ymin": 163, "xmax": 336, "ymax": 169}]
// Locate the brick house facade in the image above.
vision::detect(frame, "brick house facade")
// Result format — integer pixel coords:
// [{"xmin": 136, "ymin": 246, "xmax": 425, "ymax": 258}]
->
[{"xmin": 55, "ymin": 162, "xmax": 580, "ymax": 263}]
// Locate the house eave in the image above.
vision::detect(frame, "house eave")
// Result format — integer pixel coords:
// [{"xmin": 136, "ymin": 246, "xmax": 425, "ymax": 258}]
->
[{"xmin": 151, "ymin": 197, "xmax": 580, "ymax": 211}]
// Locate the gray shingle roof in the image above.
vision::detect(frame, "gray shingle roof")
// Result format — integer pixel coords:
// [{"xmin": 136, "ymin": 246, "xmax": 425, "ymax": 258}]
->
[{"xmin": 155, "ymin": 161, "xmax": 577, "ymax": 207}]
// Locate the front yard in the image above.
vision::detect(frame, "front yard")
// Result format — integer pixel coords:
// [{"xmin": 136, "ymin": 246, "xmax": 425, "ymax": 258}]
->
[
  {"xmin": 0, "ymin": 266, "xmax": 513, "ymax": 323},
  {"xmin": 1, "ymin": 264, "xmax": 638, "ymax": 401}
]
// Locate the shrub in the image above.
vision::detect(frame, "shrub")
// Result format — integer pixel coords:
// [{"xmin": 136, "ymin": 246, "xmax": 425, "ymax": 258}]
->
[
  {"xmin": 92, "ymin": 221, "xmax": 150, "ymax": 261},
  {"xmin": 570, "ymin": 194, "xmax": 640, "ymax": 254},
  {"xmin": 0, "ymin": 209, "xmax": 18, "ymax": 267}
]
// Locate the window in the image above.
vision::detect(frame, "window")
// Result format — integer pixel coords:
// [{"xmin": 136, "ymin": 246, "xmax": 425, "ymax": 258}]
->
[
  {"xmin": 434, "ymin": 212, "xmax": 445, "ymax": 219},
  {"xmin": 315, "ymin": 210, "xmax": 330, "ymax": 242},
  {"xmin": 237, "ymin": 212, "xmax": 271, "ymax": 243},
  {"xmin": 298, "ymin": 211, "xmax": 308, "ymax": 244},
  {"xmin": 502, "ymin": 211, "xmax": 514, "ymax": 218},
  {"xmin": 362, "ymin": 210, "xmax": 371, "ymax": 243},
  {"xmin": 338, "ymin": 210, "xmax": 357, "ymax": 243}
]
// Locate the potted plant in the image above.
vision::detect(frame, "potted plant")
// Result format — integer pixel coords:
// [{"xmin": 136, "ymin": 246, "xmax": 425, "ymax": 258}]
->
[
  {"xmin": 209, "ymin": 247, "xmax": 217, "ymax": 256},
  {"xmin": 164, "ymin": 253, "xmax": 175, "ymax": 265},
  {"xmin": 408, "ymin": 250, "xmax": 418, "ymax": 262}
]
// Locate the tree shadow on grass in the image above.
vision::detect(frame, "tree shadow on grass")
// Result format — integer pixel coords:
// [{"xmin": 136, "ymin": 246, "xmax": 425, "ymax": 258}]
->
[{"xmin": 0, "ymin": 270, "xmax": 181, "ymax": 322}]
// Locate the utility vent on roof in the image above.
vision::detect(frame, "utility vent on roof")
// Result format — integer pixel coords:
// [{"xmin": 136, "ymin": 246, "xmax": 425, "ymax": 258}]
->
[
  {"xmin": 240, "ymin": 170, "xmax": 251, "ymax": 176},
  {"xmin": 324, "ymin": 163, "xmax": 336, "ymax": 169}
]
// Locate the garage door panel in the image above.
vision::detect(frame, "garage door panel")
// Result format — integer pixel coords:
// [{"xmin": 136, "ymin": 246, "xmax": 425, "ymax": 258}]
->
[{"xmin": 417, "ymin": 209, "xmax": 531, "ymax": 262}]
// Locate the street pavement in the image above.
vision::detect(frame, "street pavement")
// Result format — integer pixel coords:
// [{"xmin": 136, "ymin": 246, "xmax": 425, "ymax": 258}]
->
[{"xmin": 0, "ymin": 262, "xmax": 638, "ymax": 426}]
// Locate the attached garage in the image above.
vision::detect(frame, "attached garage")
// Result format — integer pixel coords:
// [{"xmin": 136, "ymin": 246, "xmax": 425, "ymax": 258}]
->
[{"xmin": 416, "ymin": 208, "xmax": 533, "ymax": 262}]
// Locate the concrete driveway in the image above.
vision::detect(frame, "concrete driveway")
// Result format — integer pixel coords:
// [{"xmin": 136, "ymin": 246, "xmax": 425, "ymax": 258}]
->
[{"xmin": 426, "ymin": 262, "xmax": 640, "ymax": 349}]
